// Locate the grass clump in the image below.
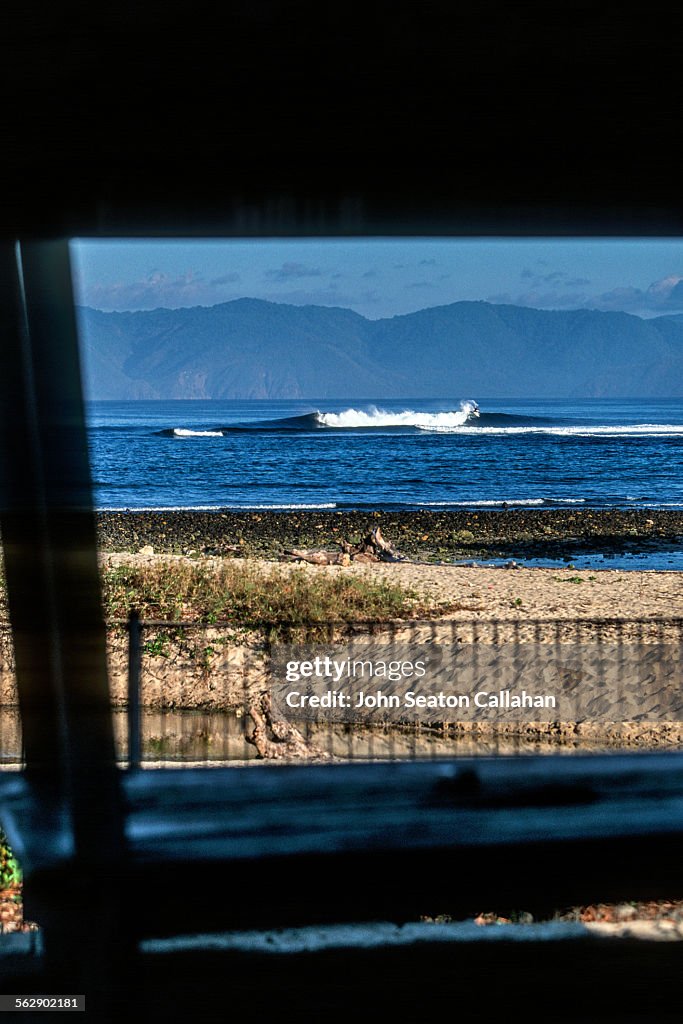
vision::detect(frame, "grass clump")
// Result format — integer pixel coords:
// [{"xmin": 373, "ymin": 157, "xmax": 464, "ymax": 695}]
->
[
  {"xmin": 102, "ymin": 561, "xmax": 426, "ymax": 625},
  {"xmin": 0, "ymin": 830, "xmax": 21, "ymax": 890}
]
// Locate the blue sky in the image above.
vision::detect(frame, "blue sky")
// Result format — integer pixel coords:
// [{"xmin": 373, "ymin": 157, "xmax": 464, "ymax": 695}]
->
[{"xmin": 70, "ymin": 238, "xmax": 683, "ymax": 320}]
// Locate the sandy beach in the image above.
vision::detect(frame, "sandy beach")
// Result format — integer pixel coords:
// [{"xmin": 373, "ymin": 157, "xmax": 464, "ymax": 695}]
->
[
  {"xmin": 102, "ymin": 549, "xmax": 683, "ymax": 624},
  {"xmin": 280, "ymin": 560, "xmax": 683, "ymax": 622},
  {"xmin": 96, "ymin": 506, "xmax": 683, "ymax": 625},
  {"xmin": 96, "ymin": 503, "xmax": 683, "ymax": 630}
]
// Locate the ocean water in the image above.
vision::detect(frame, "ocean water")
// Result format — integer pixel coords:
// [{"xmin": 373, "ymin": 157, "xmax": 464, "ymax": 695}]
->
[{"xmin": 86, "ymin": 397, "xmax": 683, "ymax": 514}]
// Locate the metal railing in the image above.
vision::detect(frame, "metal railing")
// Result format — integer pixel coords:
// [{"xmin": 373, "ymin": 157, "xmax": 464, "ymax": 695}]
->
[
  {"xmin": 2, "ymin": 613, "xmax": 683, "ymax": 766},
  {"xmin": 122, "ymin": 612, "xmax": 683, "ymax": 766}
]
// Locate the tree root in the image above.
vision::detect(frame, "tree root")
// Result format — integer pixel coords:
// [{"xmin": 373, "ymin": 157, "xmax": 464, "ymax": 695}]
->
[{"xmin": 245, "ymin": 692, "xmax": 332, "ymax": 760}]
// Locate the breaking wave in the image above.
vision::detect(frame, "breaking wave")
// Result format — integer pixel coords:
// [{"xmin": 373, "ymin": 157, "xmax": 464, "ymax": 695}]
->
[
  {"xmin": 313, "ymin": 400, "xmax": 480, "ymax": 429},
  {"xmin": 157, "ymin": 402, "xmax": 683, "ymax": 439}
]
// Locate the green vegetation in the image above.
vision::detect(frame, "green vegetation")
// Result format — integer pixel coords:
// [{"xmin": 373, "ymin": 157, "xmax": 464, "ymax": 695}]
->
[
  {"xmin": 142, "ymin": 635, "xmax": 171, "ymax": 658},
  {"xmin": 0, "ymin": 830, "xmax": 21, "ymax": 891},
  {"xmin": 102, "ymin": 560, "xmax": 428, "ymax": 625}
]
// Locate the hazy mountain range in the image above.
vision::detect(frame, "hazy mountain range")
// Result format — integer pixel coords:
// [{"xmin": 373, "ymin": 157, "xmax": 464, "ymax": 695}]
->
[{"xmin": 77, "ymin": 299, "xmax": 683, "ymax": 399}]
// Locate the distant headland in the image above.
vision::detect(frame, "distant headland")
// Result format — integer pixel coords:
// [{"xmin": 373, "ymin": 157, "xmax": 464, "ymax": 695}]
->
[{"xmin": 77, "ymin": 298, "xmax": 683, "ymax": 400}]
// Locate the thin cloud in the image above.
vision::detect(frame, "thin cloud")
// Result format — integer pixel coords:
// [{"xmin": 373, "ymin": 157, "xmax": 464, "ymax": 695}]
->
[
  {"xmin": 487, "ymin": 274, "xmax": 683, "ymax": 316},
  {"xmin": 210, "ymin": 272, "xmax": 241, "ymax": 285},
  {"xmin": 265, "ymin": 262, "xmax": 323, "ymax": 280},
  {"xmin": 520, "ymin": 267, "xmax": 590, "ymax": 288},
  {"xmin": 486, "ymin": 288, "xmax": 593, "ymax": 309},
  {"xmin": 594, "ymin": 276, "xmax": 683, "ymax": 314},
  {"xmin": 83, "ymin": 270, "xmax": 215, "ymax": 310}
]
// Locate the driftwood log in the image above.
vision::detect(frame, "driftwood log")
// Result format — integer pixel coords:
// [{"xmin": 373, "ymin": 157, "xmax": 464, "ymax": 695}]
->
[
  {"xmin": 282, "ymin": 549, "xmax": 352, "ymax": 566},
  {"xmin": 283, "ymin": 526, "xmax": 406, "ymax": 566}
]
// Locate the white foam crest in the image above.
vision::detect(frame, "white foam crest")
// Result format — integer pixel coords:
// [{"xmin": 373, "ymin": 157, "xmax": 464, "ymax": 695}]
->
[
  {"xmin": 229, "ymin": 503, "xmax": 337, "ymax": 510},
  {"xmin": 420, "ymin": 423, "xmax": 683, "ymax": 436},
  {"xmin": 172, "ymin": 428, "xmax": 224, "ymax": 437},
  {"xmin": 420, "ymin": 497, "xmax": 587, "ymax": 507},
  {"xmin": 98, "ymin": 502, "xmax": 338, "ymax": 511},
  {"xmin": 99, "ymin": 505, "xmax": 230, "ymax": 511},
  {"xmin": 421, "ymin": 499, "xmax": 546, "ymax": 507},
  {"xmin": 316, "ymin": 401, "xmax": 478, "ymax": 429}
]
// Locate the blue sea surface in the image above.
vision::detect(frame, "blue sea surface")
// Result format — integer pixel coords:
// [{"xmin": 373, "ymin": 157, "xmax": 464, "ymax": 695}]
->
[{"xmin": 86, "ymin": 397, "xmax": 683, "ymax": 514}]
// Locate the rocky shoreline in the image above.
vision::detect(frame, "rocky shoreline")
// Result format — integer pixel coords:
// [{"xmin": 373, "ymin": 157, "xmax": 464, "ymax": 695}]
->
[{"xmin": 96, "ymin": 509, "xmax": 683, "ymax": 562}]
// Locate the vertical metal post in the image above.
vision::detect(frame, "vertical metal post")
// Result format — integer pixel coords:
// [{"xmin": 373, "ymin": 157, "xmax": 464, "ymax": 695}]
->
[{"xmin": 127, "ymin": 611, "xmax": 142, "ymax": 769}]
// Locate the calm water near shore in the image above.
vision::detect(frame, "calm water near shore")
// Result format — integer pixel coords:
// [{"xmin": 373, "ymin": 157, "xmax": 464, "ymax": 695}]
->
[
  {"xmin": 2, "ymin": 708, "xmax": 674, "ymax": 764},
  {"xmin": 481, "ymin": 549, "xmax": 683, "ymax": 571}
]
